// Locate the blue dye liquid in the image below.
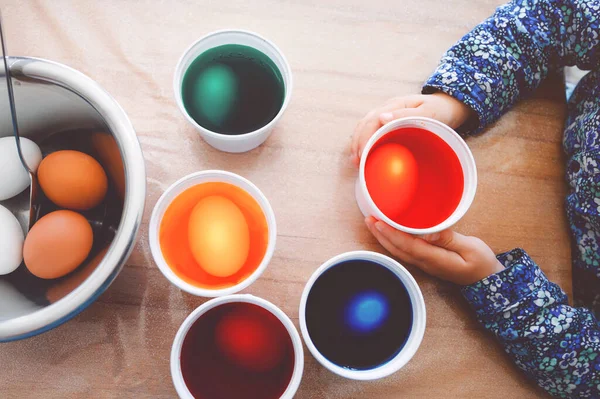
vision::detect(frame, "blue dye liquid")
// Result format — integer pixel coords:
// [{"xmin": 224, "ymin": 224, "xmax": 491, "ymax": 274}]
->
[{"xmin": 305, "ymin": 260, "xmax": 413, "ymax": 370}]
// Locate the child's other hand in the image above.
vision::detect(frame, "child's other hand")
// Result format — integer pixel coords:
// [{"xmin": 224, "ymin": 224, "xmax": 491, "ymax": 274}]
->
[
  {"xmin": 350, "ymin": 93, "xmax": 472, "ymax": 166},
  {"xmin": 365, "ymin": 217, "xmax": 504, "ymax": 285}
]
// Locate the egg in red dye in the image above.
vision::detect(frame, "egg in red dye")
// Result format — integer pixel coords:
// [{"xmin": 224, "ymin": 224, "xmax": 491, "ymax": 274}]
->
[
  {"xmin": 215, "ymin": 307, "xmax": 286, "ymax": 372},
  {"xmin": 365, "ymin": 143, "xmax": 418, "ymax": 219}
]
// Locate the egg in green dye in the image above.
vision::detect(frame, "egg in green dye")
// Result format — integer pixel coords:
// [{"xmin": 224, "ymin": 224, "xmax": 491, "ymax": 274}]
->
[
  {"xmin": 181, "ymin": 44, "xmax": 285, "ymax": 135},
  {"xmin": 190, "ymin": 64, "xmax": 238, "ymax": 127}
]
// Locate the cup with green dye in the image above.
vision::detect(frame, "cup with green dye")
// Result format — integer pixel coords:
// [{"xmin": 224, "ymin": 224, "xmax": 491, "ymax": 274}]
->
[{"xmin": 174, "ymin": 30, "xmax": 293, "ymax": 153}]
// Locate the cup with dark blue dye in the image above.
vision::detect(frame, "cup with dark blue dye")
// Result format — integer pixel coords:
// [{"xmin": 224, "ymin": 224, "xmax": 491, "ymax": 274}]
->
[{"xmin": 299, "ymin": 251, "xmax": 426, "ymax": 380}]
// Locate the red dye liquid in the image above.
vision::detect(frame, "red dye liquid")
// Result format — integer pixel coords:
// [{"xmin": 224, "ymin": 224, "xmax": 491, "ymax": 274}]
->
[
  {"xmin": 215, "ymin": 307, "xmax": 286, "ymax": 372},
  {"xmin": 181, "ymin": 303, "xmax": 295, "ymax": 399},
  {"xmin": 365, "ymin": 128, "xmax": 464, "ymax": 229}
]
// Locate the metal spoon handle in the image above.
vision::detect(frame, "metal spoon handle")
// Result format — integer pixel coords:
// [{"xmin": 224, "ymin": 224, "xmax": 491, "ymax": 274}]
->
[{"xmin": 0, "ymin": 11, "xmax": 31, "ymax": 173}]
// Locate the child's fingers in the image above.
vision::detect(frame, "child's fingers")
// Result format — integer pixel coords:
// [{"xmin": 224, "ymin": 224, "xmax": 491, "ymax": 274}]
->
[
  {"xmin": 356, "ymin": 120, "xmax": 382, "ymax": 158},
  {"xmin": 383, "ymin": 95, "xmax": 424, "ymax": 110},
  {"xmin": 365, "ymin": 217, "xmax": 417, "ymax": 264},
  {"xmin": 352, "ymin": 97, "xmax": 426, "ymax": 159},
  {"xmin": 351, "ymin": 121, "xmax": 361, "ymax": 157},
  {"xmin": 352, "ymin": 111, "xmax": 377, "ymax": 157},
  {"xmin": 347, "ymin": 139, "xmax": 360, "ymax": 166},
  {"xmin": 366, "ymin": 219, "xmax": 461, "ymax": 280},
  {"xmin": 421, "ymin": 229, "xmax": 472, "ymax": 255},
  {"xmin": 379, "ymin": 107, "xmax": 429, "ymax": 124},
  {"xmin": 372, "ymin": 221, "xmax": 425, "ymax": 255},
  {"xmin": 351, "ymin": 135, "xmax": 359, "ymax": 162},
  {"xmin": 353, "ymin": 106, "xmax": 407, "ymax": 159},
  {"xmin": 373, "ymin": 220, "xmax": 465, "ymax": 270}
]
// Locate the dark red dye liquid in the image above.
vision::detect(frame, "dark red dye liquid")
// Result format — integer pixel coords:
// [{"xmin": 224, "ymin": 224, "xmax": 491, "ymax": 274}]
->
[
  {"xmin": 180, "ymin": 303, "xmax": 295, "ymax": 399},
  {"xmin": 368, "ymin": 127, "xmax": 464, "ymax": 228}
]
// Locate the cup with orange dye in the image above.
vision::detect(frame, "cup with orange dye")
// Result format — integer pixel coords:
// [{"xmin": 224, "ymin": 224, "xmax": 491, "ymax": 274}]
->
[{"xmin": 149, "ymin": 170, "xmax": 276, "ymax": 296}]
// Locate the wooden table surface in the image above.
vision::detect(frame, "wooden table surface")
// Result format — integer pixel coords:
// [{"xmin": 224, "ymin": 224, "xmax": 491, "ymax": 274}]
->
[{"xmin": 1, "ymin": 1, "xmax": 570, "ymax": 398}]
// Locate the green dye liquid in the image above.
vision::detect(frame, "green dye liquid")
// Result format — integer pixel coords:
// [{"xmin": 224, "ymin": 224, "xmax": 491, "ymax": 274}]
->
[{"xmin": 181, "ymin": 44, "xmax": 285, "ymax": 135}]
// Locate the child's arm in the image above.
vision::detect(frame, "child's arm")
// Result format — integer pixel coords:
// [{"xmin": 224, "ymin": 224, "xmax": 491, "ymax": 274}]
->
[
  {"xmin": 462, "ymin": 249, "xmax": 600, "ymax": 398},
  {"xmin": 365, "ymin": 220, "xmax": 600, "ymax": 398},
  {"xmin": 351, "ymin": 0, "xmax": 600, "ymax": 161},
  {"xmin": 424, "ymin": 0, "xmax": 600, "ymax": 133},
  {"xmin": 354, "ymin": 1, "xmax": 600, "ymax": 397},
  {"xmin": 350, "ymin": 93, "xmax": 473, "ymax": 164}
]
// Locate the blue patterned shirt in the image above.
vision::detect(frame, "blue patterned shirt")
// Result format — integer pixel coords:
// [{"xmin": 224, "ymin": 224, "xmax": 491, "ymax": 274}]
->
[{"xmin": 423, "ymin": 1, "xmax": 600, "ymax": 397}]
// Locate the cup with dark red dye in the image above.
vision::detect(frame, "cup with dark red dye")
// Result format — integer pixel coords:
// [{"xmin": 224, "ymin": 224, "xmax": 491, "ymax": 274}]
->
[{"xmin": 171, "ymin": 294, "xmax": 304, "ymax": 399}]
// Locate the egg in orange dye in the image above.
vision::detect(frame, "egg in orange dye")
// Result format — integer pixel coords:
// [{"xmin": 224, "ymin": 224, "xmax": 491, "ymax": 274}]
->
[
  {"xmin": 215, "ymin": 306, "xmax": 286, "ymax": 372},
  {"xmin": 188, "ymin": 196, "xmax": 250, "ymax": 278},
  {"xmin": 365, "ymin": 143, "xmax": 418, "ymax": 220},
  {"xmin": 159, "ymin": 182, "xmax": 268, "ymax": 290}
]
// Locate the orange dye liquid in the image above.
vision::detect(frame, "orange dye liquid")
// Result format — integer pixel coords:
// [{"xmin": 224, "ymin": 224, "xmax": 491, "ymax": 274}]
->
[{"xmin": 159, "ymin": 182, "xmax": 269, "ymax": 289}]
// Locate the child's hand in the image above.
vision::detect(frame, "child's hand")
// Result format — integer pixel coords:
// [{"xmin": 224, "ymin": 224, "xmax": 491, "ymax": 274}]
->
[
  {"xmin": 365, "ymin": 217, "xmax": 504, "ymax": 285},
  {"xmin": 350, "ymin": 93, "xmax": 472, "ymax": 166}
]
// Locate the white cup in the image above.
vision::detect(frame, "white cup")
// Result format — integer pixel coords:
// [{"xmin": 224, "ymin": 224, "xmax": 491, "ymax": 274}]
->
[
  {"xmin": 299, "ymin": 250, "xmax": 426, "ymax": 380},
  {"xmin": 149, "ymin": 170, "xmax": 277, "ymax": 297},
  {"xmin": 173, "ymin": 29, "xmax": 293, "ymax": 153},
  {"xmin": 171, "ymin": 294, "xmax": 304, "ymax": 399},
  {"xmin": 355, "ymin": 117, "xmax": 477, "ymax": 235}
]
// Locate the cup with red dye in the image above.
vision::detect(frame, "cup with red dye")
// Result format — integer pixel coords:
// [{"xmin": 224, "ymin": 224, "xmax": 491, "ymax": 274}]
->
[
  {"xmin": 355, "ymin": 117, "xmax": 477, "ymax": 234},
  {"xmin": 171, "ymin": 294, "xmax": 304, "ymax": 399},
  {"xmin": 149, "ymin": 170, "xmax": 276, "ymax": 297}
]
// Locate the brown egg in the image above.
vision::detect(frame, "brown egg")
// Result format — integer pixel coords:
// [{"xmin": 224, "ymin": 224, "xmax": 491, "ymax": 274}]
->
[
  {"xmin": 91, "ymin": 133, "xmax": 125, "ymax": 201},
  {"xmin": 38, "ymin": 150, "xmax": 108, "ymax": 210},
  {"xmin": 23, "ymin": 210, "xmax": 93, "ymax": 279}
]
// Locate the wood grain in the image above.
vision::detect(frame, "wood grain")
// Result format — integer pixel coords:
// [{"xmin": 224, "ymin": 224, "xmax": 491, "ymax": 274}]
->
[{"xmin": 0, "ymin": 1, "xmax": 568, "ymax": 398}]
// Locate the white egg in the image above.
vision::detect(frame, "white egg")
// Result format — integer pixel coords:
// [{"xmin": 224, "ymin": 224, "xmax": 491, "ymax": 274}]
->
[
  {"xmin": 0, "ymin": 205, "xmax": 24, "ymax": 275},
  {"xmin": 0, "ymin": 280, "xmax": 41, "ymax": 318},
  {"xmin": 0, "ymin": 136, "xmax": 42, "ymax": 200}
]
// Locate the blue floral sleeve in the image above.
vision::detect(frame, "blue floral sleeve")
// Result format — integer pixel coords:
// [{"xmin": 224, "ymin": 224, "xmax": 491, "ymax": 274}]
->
[
  {"xmin": 423, "ymin": 0, "xmax": 600, "ymax": 133},
  {"xmin": 420, "ymin": 1, "xmax": 600, "ymax": 396},
  {"xmin": 462, "ymin": 249, "xmax": 600, "ymax": 398}
]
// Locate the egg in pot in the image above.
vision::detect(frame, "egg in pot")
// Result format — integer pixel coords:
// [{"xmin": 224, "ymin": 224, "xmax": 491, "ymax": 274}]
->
[
  {"xmin": 38, "ymin": 150, "xmax": 108, "ymax": 211},
  {"xmin": 23, "ymin": 210, "xmax": 93, "ymax": 279},
  {"xmin": 0, "ymin": 205, "xmax": 25, "ymax": 275},
  {"xmin": 0, "ymin": 136, "xmax": 42, "ymax": 201}
]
